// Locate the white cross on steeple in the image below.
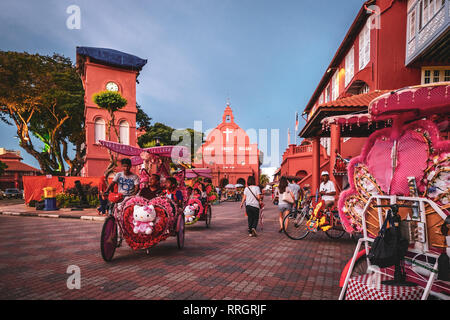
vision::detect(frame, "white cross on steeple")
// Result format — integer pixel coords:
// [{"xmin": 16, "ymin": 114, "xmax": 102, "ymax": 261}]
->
[{"xmin": 223, "ymin": 128, "xmax": 233, "ymax": 143}]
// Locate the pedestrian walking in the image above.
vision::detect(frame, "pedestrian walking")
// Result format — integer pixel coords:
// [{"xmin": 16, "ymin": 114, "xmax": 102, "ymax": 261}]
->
[
  {"xmin": 277, "ymin": 176, "xmax": 295, "ymax": 233},
  {"xmin": 216, "ymin": 186, "xmax": 221, "ymax": 201},
  {"xmin": 240, "ymin": 176, "xmax": 262, "ymax": 237},
  {"xmin": 97, "ymin": 176, "xmax": 108, "ymax": 215},
  {"xmin": 288, "ymin": 178, "xmax": 301, "ymax": 211}
]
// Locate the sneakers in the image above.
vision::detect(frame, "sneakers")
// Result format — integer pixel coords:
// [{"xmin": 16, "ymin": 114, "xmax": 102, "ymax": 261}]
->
[{"xmin": 251, "ymin": 228, "xmax": 258, "ymax": 237}]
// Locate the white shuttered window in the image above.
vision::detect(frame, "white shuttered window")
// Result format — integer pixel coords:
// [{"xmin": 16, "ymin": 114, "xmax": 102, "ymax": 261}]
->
[
  {"xmin": 332, "ymin": 71, "xmax": 339, "ymax": 101},
  {"xmin": 359, "ymin": 22, "xmax": 371, "ymax": 71},
  {"xmin": 119, "ymin": 120, "xmax": 130, "ymax": 145},
  {"xmin": 94, "ymin": 118, "xmax": 105, "ymax": 144},
  {"xmin": 345, "ymin": 46, "xmax": 355, "ymax": 87}
]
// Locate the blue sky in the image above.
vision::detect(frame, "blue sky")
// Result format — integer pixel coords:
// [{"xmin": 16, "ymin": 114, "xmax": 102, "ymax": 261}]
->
[{"xmin": 0, "ymin": 0, "xmax": 364, "ymax": 170}]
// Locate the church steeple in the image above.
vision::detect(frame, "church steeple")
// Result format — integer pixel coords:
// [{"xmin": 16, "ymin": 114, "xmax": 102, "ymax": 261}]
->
[{"xmin": 222, "ymin": 100, "xmax": 235, "ymax": 124}]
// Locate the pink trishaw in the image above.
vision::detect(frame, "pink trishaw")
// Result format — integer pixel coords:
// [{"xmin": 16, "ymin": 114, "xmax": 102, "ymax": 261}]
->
[
  {"xmin": 324, "ymin": 84, "xmax": 450, "ymax": 300},
  {"xmin": 99, "ymin": 141, "xmax": 190, "ymax": 262},
  {"xmin": 183, "ymin": 168, "xmax": 214, "ymax": 228}
]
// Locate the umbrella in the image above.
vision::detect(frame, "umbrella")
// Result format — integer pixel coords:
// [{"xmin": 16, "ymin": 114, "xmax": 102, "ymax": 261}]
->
[
  {"xmin": 235, "ymin": 184, "xmax": 244, "ymax": 188},
  {"xmin": 225, "ymin": 184, "xmax": 235, "ymax": 189}
]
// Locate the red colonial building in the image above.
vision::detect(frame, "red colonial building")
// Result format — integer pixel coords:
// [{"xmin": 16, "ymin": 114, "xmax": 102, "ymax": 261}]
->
[
  {"xmin": 0, "ymin": 148, "xmax": 40, "ymax": 190},
  {"xmin": 286, "ymin": 0, "xmax": 449, "ymax": 194},
  {"xmin": 196, "ymin": 102, "xmax": 261, "ymax": 187}
]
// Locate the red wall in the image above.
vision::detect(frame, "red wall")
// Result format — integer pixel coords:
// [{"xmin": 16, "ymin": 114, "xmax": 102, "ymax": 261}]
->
[
  {"xmin": 317, "ymin": 0, "xmax": 422, "ymax": 105},
  {"xmin": 376, "ymin": 0, "xmax": 421, "ymax": 89}
]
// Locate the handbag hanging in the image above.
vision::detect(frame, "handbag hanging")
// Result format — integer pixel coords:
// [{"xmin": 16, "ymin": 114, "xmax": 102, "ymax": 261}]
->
[
  {"xmin": 368, "ymin": 210, "xmax": 409, "ymax": 268},
  {"xmin": 281, "ymin": 190, "xmax": 294, "ymax": 204}
]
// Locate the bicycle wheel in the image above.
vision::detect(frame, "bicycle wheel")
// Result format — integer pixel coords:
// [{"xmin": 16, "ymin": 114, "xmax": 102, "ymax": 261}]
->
[
  {"xmin": 205, "ymin": 206, "xmax": 212, "ymax": 228},
  {"xmin": 100, "ymin": 216, "xmax": 118, "ymax": 262},
  {"xmin": 283, "ymin": 210, "xmax": 310, "ymax": 240},
  {"xmin": 325, "ymin": 212, "xmax": 346, "ymax": 239}
]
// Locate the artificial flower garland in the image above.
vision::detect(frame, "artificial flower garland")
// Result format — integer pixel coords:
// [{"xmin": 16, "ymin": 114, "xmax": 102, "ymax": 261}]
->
[
  {"xmin": 184, "ymin": 198, "xmax": 204, "ymax": 225},
  {"xmin": 120, "ymin": 195, "xmax": 177, "ymax": 251}
]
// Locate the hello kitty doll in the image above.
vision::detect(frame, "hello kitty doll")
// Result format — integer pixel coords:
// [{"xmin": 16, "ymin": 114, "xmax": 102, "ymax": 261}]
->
[
  {"xmin": 133, "ymin": 205, "xmax": 157, "ymax": 235},
  {"xmin": 184, "ymin": 205, "xmax": 196, "ymax": 223}
]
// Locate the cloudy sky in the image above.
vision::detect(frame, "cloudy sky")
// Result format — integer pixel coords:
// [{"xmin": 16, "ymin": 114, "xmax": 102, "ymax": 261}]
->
[{"xmin": 0, "ymin": 0, "xmax": 363, "ymax": 170}]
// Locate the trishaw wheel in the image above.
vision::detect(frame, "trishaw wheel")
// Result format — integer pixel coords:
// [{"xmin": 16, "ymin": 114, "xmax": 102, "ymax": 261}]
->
[
  {"xmin": 325, "ymin": 213, "xmax": 346, "ymax": 239},
  {"xmin": 325, "ymin": 227, "xmax": 346, "ymax": 239},
  {"xmin": 205, "ymin": 206, "xmax": 212, "ymax": 228},
  {"xmin": 177, "ymin": 214, "xmax": 185, "ymax": 249},
  {"xmin": 351, "ymin": 255, "xmax": 368, "ymax": 277},
  {"xmin": 100, "ymin": 216, "xmax": 118, "ymax": 262},
  {"xmin": 342, "ymin": 255, "xmax": 368, "ymax": 300}
]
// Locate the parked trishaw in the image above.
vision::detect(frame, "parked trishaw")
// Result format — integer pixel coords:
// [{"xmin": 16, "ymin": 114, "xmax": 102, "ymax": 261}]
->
[
  {"xmin": 98, "ymin": 140, "xmax": 190, "ymax": 262},
  {"xmin": 224, "ymin": 184, "xmax": 238, "ymax": 201},
  {"xmin": 235, "ymin": 184, "xmax": 244, "ymax": 202},
  {"xmin": 320, "ymin": 84, "xmax": 450, "ymax": 300},
  {"xmin": 183, "ymin": 168, "xmax": 214, "ymax": 227}
]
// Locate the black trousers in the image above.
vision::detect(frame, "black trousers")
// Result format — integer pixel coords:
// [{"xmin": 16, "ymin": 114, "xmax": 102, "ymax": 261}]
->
[{"xmin": 246, "ymin": 205, "xmax": 260, "ymax": 233}]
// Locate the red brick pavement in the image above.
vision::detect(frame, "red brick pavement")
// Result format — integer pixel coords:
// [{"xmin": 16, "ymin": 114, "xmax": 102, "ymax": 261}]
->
[{"xmin": 0, "ymin": 198, "xmax": 356, "ymax": 300}]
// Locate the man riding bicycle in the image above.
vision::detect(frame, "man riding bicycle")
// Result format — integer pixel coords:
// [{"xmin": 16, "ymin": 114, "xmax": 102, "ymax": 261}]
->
[
  {"xmin": 319, "ymin": 171, "xmax": 336, "ymax": 209},
  {"xmin": 103, "ymin": 158, "xmax": 140, "ymax": 199}
]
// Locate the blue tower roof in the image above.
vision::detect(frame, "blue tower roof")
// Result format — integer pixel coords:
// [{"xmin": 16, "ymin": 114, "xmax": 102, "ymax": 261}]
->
[{"xmin": 76, "ymin": 46, "xmax": 147, "ymax": 70}]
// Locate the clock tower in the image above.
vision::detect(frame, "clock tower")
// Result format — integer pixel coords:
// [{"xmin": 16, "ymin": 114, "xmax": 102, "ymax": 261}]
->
[{"xmin": 76, "ymin": 47, "xmax": 147, "ymax": 177}]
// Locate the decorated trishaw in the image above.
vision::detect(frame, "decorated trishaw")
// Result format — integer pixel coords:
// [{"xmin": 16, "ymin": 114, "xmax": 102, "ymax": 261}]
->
[
  {"xmin": 99, "ymin": 141, "xmax": 190, "ymax": 262},
  {"xmin": 183, "ymin": 168, "xmax": 215, "ymax": 227},
  {"xmin": 318, "ymin": 83, "xmax": 450, "ymax": 300}
]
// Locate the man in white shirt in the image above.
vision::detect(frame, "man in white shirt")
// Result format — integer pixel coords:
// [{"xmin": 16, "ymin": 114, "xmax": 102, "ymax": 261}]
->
[
  {"xmin": 240, "ymin": 176, "xmax": 262, "ymax": 237},
  {"xmin": 319, "ymin": 171, "xmax": 336, "ymax": 208}
]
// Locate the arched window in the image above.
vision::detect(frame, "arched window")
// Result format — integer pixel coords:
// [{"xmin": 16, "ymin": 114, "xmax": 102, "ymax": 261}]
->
[
  {"xmin": 119, "ymin": 120, "xmax": 130, "ymax": 145},
  {"xmin": 295, "ymin": 170, "xmax": 308, "ymax": 180},
  {"xmin": 94, "ymin": 118, "xmax": 105, "ymax": 144}
]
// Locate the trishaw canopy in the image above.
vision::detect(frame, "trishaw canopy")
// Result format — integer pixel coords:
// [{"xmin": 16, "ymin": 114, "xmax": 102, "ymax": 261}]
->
[
  {"xmin": 185, "ymin": 168, "xmax": 213, "ymax": 179},
  {"xmin": 99, "ymin": 140, "xmax": 190, "ymax": 166}
]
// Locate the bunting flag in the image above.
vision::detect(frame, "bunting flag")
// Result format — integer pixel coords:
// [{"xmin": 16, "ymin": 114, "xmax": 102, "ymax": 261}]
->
[{"xmin": 288, "ymin": 128, "xmax": 291, "ymax": 145}]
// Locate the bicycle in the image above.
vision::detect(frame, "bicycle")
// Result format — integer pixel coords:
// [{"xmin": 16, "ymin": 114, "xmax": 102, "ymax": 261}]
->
[{"xmin": 283, "ymin": 199, "xmax": 346, "ymax": 240}]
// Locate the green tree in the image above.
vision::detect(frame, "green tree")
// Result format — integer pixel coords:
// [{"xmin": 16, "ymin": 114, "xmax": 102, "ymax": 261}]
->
[
  {"xmin": 0, "ymin": 51, "xmax": 86, "ymax": 176},
  {"xmin": 0, "ymin": 160, "xmax": 8, "ymax": 176},
  {"xmin": 138, "ymin": 122, "xmax": 175, "ymax": 147},
  {"xmin": 138, "ymin": 123, "xmax": 203, "ymax": 164},
  {"xmin": 92, "ymin": 91, "xmax": 128, "ymax": 179},
  {"xmin": 260, "ymin": 174, "xmax": 270, "ymax": 187},
  {"xmin": 136, "ymin": 103, "xmax": 152, "ymax": 131}
]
